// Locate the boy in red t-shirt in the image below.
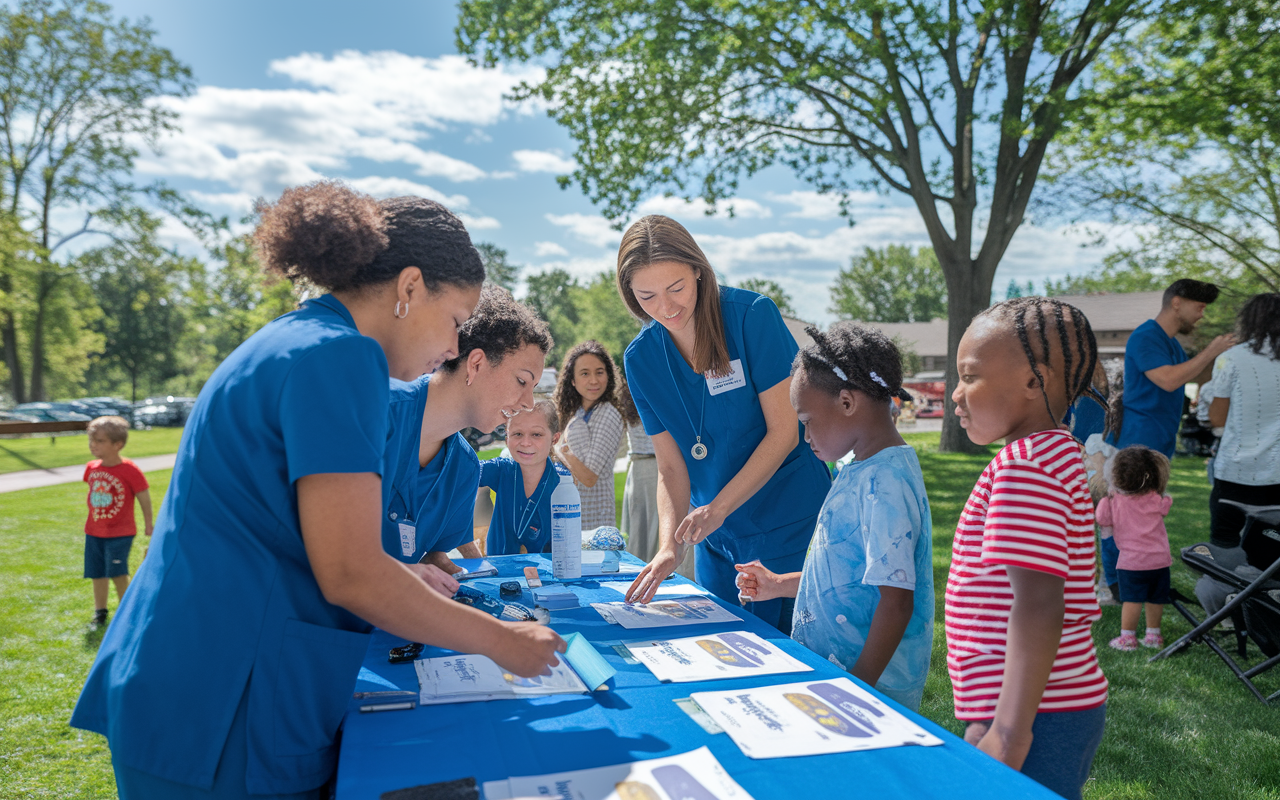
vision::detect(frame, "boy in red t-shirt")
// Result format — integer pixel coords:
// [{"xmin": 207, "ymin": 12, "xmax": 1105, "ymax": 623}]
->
[{"xmin": 83, "ymin": 416, "xmax": 153, "ymax": 627}]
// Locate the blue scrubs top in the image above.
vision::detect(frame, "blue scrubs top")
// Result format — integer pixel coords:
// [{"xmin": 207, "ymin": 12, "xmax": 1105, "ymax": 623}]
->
[
  {"xmin": 623, "ymin": 286, "xmax": 831, "ymax": 568},
  {"xmin": 479, "ymin": 457, "xmax": 557, "ymax": 555},
  {"xmin": 382, "ymin": 376, "xmax": 480, "ymax": 563},
  {"xmin": 71, "ymin": 295, "xmax": 387, "ymax": 795},
  {"xmin": 1114, "ymin": 318, "xmax": 1187, "ymax": 457}
]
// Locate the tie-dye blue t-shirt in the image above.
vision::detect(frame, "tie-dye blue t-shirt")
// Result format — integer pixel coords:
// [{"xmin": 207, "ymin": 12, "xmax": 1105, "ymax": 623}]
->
[{"xmin": 792, "ymin": 445, "xmax": 934, "ymax": 710}]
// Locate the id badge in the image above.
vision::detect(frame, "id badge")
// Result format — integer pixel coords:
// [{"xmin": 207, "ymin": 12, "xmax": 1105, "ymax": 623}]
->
[
  {"xmin": 398, "ymin": 521, "xmax": 415, "ymax": 558},
  {"xmin": 706, "ymin": 359, "xmax": 746, "ymax": 395}
]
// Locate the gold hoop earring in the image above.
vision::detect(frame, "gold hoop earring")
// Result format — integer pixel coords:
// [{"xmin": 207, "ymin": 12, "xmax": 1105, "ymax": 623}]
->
[{"xmin": 394, "ymin": 301, "xmax": 408, "ymax": 319}]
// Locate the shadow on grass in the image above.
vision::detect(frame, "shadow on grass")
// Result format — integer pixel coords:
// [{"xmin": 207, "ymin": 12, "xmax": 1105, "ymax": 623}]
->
[{"xmin": 0, "ymin": 442, "xmax": 55, "ymax": 472}]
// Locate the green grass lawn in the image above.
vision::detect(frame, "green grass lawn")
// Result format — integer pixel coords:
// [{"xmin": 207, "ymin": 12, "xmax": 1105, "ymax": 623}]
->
[
  {"xmin": 0, "ymin": 428, "xmax": 185, "ymax": 475},
  {"xmin": 2, "ymin": 438, "xmax": 1277, "ymax": 799}
]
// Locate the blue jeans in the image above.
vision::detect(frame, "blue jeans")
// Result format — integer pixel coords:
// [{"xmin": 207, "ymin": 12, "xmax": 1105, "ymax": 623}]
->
[
  {"xmin": 970, "ymin": 703, "xmax": 1107, "ymax": 800},
  {"xmin": 1099, "ymin": 535, "xmax": 1119, "ymax": 589}
]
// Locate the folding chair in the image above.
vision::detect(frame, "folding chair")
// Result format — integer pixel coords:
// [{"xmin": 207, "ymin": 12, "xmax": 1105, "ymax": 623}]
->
[{"xmin": 1151, "ymin": 501, "xmax": 1280, "ymax": 703}]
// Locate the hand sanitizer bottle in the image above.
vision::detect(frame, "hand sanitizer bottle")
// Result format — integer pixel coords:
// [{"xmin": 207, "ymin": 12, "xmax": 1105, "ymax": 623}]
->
[{"xmin": 550, "ymin": 464, "xmax": 582, "ymax": 580}]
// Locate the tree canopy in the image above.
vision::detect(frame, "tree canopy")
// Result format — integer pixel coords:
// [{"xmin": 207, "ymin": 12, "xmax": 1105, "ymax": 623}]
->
[
  {"xmin": 458, "ymin": 0, "xmax": 1146, "ymax": 450},
  {"xmin": 830, "ymin": 245, "xmax": 946, "ymax": 323},
  {"xmin": 735, "ymin": 278, "xmax": 796, "ymax": 317}
]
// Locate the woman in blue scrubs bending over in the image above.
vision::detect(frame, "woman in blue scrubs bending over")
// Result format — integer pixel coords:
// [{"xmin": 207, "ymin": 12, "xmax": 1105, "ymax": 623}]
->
[
  {"xmin": 382, "ymin": 285, "xmax": 553, "ymax": 574},
  {"xmin": 72, "ymin": 183, "xmax": 565, "ymax": 800},
  {"xmin": 618, "ymin": 215, "xmax": 831, "ymax": 632}
]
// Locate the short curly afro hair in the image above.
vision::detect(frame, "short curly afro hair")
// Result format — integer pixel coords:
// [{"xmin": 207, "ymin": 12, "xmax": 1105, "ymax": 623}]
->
[
  {"xmin": 1110, "ymin": 445, "xmax": 1169, "ymax": 495},
  {"xmin": 253, "ymin": 182, "xmax": 485, "ymax": 293},
  {"xmin": 794, "ymin": 322, "xmax": 903, "ymax": 401},
  {"xmin": 438, "ymin": 284, "xmax": 553, "ymax": 373}
]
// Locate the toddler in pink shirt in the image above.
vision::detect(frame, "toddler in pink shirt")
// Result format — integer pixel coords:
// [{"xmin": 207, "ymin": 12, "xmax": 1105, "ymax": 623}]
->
[{"xmin": 1097, "ymin": 445, "xmax": 1173, "ymax": 651}]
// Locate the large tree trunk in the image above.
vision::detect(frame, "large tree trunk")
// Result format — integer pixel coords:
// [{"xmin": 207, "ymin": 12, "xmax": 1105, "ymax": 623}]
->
[
  {"xmin": 2, "ymin": 309, "xmax": 24, "ymax": 404},
  {"xmin": 937, "ymin": 250, "xmax": 999, "ymax": 454},
  {"xmin": 28, "ymin": 299, "xmax": 45, "ymax": 402}
]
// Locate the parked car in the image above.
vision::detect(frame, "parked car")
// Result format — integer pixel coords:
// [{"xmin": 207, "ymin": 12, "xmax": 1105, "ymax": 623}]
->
[
  {"xmin": 11, "ymin": 402, "xmax": 92, "ymax": 423},
  {"xmin": 534, "ymin": 367, "xmax": 557, "ymax": 397},
  {"xmin": 133, "ymin": 396, "xmax": 197, "ymax": 428},
  {"xmin": 463, "ymin": 424, "xmax": 506, "ymax": 452},
  {"xmin": 70, "ymin": 396, "xmax": 135, "ymax": 423},
  {"xmin": 0, "ymin": 410, "xmax": 42, "ymax": 424}
]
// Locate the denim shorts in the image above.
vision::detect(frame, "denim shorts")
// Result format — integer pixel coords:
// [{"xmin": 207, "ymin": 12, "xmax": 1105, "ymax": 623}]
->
[
  {"xmin": 84, "ymin": 535, "xmax": 134, "ymax": 579},
  {"xmin": 1117, "ymin": 566, "xmax": 1170, "ymax": 604},
  {"xmin": 968, "ymin": 702, "xmax": 1107, "ymax": 800}
]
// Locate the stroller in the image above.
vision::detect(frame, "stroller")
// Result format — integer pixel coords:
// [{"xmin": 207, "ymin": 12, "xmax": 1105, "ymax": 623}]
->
[{"xmin": 1151, "ymin": 501, "xmax": 1280, "ymax": 703}]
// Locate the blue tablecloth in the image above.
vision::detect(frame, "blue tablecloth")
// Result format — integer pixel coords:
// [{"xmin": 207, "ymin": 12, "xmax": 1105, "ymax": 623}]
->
[{"xmin": 337, "ymin": 554, "xmax": 1056, "ymax": 799}]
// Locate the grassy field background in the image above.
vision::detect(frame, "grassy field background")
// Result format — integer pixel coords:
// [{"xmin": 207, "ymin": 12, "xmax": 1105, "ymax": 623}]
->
[
  {"xmin": 1, "ymin": 433, "xmax": 1277, "ymax": 798},
  {"xmin": 0, "ymin": 429, "xmax": 185, "ymax": 475}
]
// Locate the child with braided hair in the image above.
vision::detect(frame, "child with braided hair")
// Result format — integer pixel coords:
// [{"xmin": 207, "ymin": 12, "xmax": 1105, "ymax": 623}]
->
[
  {"xmin": 946, "ymin": 296, "xmax": 1109, "ymax": 800},
  {"xmin": 734, "ymin": 322, "xmax": 934, "ymax": 710}
]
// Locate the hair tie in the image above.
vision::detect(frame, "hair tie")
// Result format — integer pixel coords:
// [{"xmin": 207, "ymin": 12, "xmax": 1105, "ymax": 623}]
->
[
  {"xmin": 869, "ymin": 371, "xmax": 889, "ymax": 389},
  {"xmin": 812, "ymin": 354, "xmax": 848, "ymax": 383}
]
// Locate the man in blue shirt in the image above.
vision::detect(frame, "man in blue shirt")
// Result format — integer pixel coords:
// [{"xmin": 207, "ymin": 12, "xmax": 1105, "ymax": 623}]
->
[{"xmin": 1114, "ymin": 279, "xmax": 1236, "ymax": 458}]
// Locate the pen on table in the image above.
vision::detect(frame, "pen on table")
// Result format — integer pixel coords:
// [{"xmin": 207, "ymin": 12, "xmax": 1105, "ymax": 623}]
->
[
  {"xmin": 359, "ymin": 701, "xmax": 416, "ymax": 713},
  {"xmin": 353, "ymin": 690, "xmax": 417, "ymax": 699}
]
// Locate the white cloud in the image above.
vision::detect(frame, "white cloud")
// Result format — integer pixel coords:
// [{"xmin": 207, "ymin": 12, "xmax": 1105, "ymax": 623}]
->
[
  {"xmin": 458, "ymin": 213, "xmax": 501, "ymax": 231},
  {"xmin": 513, "ymin": 149, "xmax": 576, "ymax": 173},
  {"xmin": 534, "ymin": 241, "xmax": 569, "ymax": 257},
  {"xmin": 345, "ymin": 176, "xmax": 471, "ymax": 209},
  {"xmin": 636, "ymin": 195, "xmax": 772, "ymax": 220},
  {"xmin": 545, "ymin": 213, "xmax": 622, "ymax": 248},
  {"xmin": 765, "ymin": 190, "xmax": 884, "ymax": 220},
  {"xmin": 527, "ymin": 255, "xmax": 617, "ymax": 283}
]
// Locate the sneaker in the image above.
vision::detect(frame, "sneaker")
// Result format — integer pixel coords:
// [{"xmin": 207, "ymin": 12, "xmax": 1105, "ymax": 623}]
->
[
  {"xmin": 1109, "ymin": 632, "xmax": 1138, "ymax": 651},
  {"xmin": 1141, "ymin": 632, "xmax": 1164, "ymax": 649},
  {"xmin": 91, "ymin": 608, "xmax": 108, "ymax": 627}
]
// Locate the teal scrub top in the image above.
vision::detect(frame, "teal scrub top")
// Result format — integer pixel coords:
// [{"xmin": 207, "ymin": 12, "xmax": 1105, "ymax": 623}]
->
[
  {"xmin": 623, "ymin": 287, "xmax": 831, "ymax": 559},
  {"xmin": 479, "ymin": 456, "xmax": 557, "ymax": 554},
  {"xmin": 382, "ymin": 375, "xmax": 480, "ymax": 562},
  {"xmin": 1114, "ymin": 318, "xmax": 1187, "ymax": 458},
  {"xmin": 71, "ymin": 295, "xmax": 388, "ymax": 795}
]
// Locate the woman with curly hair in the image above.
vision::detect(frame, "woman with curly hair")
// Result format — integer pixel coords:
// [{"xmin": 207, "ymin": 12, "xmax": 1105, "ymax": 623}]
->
[
  {"xmin": 552, "ymin": 340, "xmax": 626, "ymax": 528},
  {"xmin": 1207, "ymin": 292, "xmax": 1280, "ymax": 546},
  {"xmin": 381, "ymin": 284, "xmax": 552, "ymax": 576},
  {"xmin": 72, "ymin": 183, "xmax": 565, "ymax": 800}
]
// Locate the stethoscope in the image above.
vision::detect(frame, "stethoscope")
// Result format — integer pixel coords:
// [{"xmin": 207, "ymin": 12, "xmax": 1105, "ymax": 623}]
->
[{"xmin": 661, "ymin": 334, "xmax": 709, "ymax": 461}]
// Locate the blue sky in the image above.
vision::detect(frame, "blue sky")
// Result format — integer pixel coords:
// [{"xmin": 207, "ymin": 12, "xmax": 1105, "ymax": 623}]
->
[{"xmin": 105, "ymin": 0, "xmax": 1133, "ymax": 325}]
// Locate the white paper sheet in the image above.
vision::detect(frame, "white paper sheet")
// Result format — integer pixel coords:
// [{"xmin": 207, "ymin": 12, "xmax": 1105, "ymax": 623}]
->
[
  {"xmin": 691, "ymin": 677, "xmax": 943, "ymax": 758},
  {"xmin": 482, "ymin": 746, "xmax": 754, "ymax": 800},
  {"xmin": 414, "ymin": 653, "xmax": 587, "ymax": 705},
  {"xmin": 590, "ymin": 597, "xmax": 742, "ymax": 629},
  {"xmin": 628, "ymin": 631, "xmax": 813, "ymax": 683},
  {"xmin": 598, "ymin": 581, "xmax": 713, "ymax": 597}
]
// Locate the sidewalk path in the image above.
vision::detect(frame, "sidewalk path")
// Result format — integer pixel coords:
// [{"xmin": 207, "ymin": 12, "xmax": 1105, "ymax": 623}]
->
[{"xmin": 0, "ymin": 454, "xmax": 178, "ymax": 494}]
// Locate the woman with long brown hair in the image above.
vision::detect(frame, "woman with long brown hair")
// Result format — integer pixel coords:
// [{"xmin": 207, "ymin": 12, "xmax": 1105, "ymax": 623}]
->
[
  {"xmin": 552, "ymin": 340, "xmax": 626, "ymax": 528},
  {"xmin": 615, "ymin": 215, "xmax": 831, "ymax": 632}
]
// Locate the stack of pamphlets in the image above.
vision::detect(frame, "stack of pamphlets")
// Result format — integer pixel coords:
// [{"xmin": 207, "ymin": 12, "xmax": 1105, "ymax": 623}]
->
[
  {"xmin": 414, "ymin": 633, "xmax": 615, "ymax": 704},
  {"xmin": 591, "ymin": 597, "xmax": 741, "ymax": 629},
  {"xmin": 482, "ymin": 746, "xmax": 754, "ymax": 800},
  {"xmin": 627, "ymin": 631, "xmax": 813, "ymax": 683}
]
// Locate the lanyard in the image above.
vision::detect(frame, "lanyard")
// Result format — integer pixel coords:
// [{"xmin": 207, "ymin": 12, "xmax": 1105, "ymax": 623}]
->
[
  {"xmin": 661, "ymin": 335, "xmax": 708, "ymax": 460},
  {"xmin": 513, "ymin": 462, "xmax": 553, "ymax": 544}
]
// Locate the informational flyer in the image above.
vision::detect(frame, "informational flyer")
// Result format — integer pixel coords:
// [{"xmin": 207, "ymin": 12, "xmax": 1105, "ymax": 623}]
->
[
  {"xmin": 591, "ymin": 597, "xmax": 741, "ymax": 629},
  {"xmin": 628, "ymin": 631, "xmax": 813, "ymax": 683},
  {"xmin": 598, "ymin": 581, "xmax": 713, "ymax": 598},
  {"xmin": 414, "ymin": 653, "xmax": 587, "ymax": 705},
  {"xmin": 482, "ymin": 746, "xmax": 754, "ymax": 800},
  {"xmin": 690, "ymin": 677, "xmax": 943, "ymax": 759}
]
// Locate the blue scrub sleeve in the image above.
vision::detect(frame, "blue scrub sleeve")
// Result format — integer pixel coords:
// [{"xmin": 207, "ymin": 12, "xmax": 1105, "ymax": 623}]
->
[
  {"xmin": 281, "ymin": 337, "xmax": 389, "ymax": 484},
  {"xmin": 742, "ymin": 296, "xmax": 799, "ymax": 393},
  {"xmin": 478, "ymin": 458, "xmax": 508, "ymax": 490},
  {"xmin": 623, "ymin": 349, "xmax": 668, "ymax": 436},
  {"xmin": 1129, "ymin": 326, "xmax": 1174, "ymax": 373}
]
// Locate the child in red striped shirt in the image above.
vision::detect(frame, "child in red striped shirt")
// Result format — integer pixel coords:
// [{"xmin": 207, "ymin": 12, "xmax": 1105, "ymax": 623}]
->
[{"xmin": 946, "ymin": 298, "xmax": 1109, "ymax": 800}]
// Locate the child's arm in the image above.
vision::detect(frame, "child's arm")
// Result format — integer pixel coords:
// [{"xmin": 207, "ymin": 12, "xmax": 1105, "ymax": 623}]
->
[
  {"xmin": 733, "ymin": 561, "xmax": 800, "ymax": 602},
  {"xmin": 974, "ymin": 566, "xmax": 1064, "ymax": 770},
  {"xmin": 850, "ymin": 586, "xmax": 913, "ymax": 688},
  {"xmin": 136, "ymin": 489, "xmax": 154, "ymax": 536}
]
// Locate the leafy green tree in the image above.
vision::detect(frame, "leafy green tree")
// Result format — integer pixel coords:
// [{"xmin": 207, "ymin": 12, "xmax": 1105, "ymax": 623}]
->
[
  {"xmin": 736, "ymin": 278, "xmax": 796, "ymax": 317},
  {"xmin": 524, "ymin": 268, "xmax": 580, "ymax": 365},
  {"xmin": 0, "ymin": 0, "xmax": 192, "ymax": 401},
  {"xmin": 458, "ymin": 0, "xmax": 1142, "ymax": 450},
  {"xmin": 1004, "ymin": 279, "xmax": 1035, "ymax": 301},
  {"xmin": 1048, "ymin": 0, "xmax": 1280, "ymax": 293},
  {"xmin": 476, "ymin": 242, "xmax": 519, "ymax": 292},
  {"xmin": 830, "ymin": 246, "xmax": 947, "ymax": 323},
  {"xmin": 79, "ymin": 218, "xmax": 199, "ymax": 402},
  {"xmin": 564, "ymin": 272, "xmax": 640, "ymax": 373}
]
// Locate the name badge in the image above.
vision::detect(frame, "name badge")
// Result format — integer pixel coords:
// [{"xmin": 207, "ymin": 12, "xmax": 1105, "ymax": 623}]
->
[
  {"xmin": 398, "ymin": 521, "xmax": 416, "ymax": 558},
  {"xmin": 706, "ymin": 359, "xmax": 746, "ymax": 396}
]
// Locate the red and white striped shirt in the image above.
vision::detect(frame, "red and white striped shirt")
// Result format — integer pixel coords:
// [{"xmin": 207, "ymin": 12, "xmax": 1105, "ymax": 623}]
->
[{"xmin": 945, "ymin": 429, "xmax": 1107, "ymax": 720}]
